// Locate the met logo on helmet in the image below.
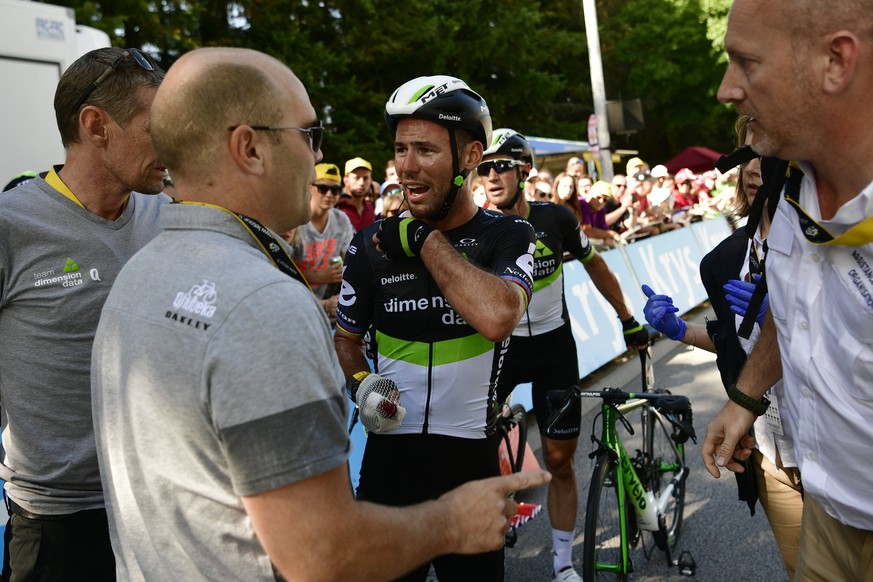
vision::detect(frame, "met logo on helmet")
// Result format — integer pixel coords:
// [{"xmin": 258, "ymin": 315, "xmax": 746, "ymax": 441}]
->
[{"xmin": 417, "ymin": 82, "xmax": 452, "ymax": 104}]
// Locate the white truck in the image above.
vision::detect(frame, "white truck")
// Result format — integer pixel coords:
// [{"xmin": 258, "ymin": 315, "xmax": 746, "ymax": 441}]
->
[{"xmin": 0, "ymin": 0, "xmax": 109, "ymax": 186}]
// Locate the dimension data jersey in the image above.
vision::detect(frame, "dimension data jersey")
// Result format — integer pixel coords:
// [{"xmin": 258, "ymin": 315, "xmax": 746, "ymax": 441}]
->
[
  {"xmin": 515, "ymin": 201, "xmax": 596, "ymax": 337},
  {"xmin": 337, "ymin": 209, "xmax": 535, "ymax": 439}
]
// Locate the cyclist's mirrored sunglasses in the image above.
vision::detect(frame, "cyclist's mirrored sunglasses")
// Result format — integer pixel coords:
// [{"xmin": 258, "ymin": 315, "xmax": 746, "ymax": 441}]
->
[
  {"xmin": 313, "ymin": 183, "xmax": 342, "ymax": 196},
  {"xmin": 73, "ymin": 48, "xmax": 155, "ymax": 111},
  {"xmin": 477, "ymin": 159, "xmax": 523, "ymax": 176}
]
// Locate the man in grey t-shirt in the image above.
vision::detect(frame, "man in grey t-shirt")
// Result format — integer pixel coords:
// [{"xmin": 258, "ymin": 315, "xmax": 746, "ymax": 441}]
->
[
  {"xmin": 92, "ymin": 47, "xmax": 549, "ymax": 581},
  {"xmin": 0, "ymin": 48, "xmax": 167, "ymax": 581},
  {"xmin": 284, "ymin": 162, "xmax": 354, "ymax": 320}
]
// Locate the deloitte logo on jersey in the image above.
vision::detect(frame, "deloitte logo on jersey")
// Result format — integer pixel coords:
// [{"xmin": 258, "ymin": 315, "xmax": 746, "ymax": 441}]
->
[{"xmin": 381, "ymin": 273, "xmax": 416, "ymax": 286}]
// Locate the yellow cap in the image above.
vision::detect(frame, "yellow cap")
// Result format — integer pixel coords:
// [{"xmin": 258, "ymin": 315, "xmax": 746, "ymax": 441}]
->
[
  {"xmin": 344, "ymin": 157, "xmax": 372, "ymax": 174},
  {"xmin": 314, "ymin": 163, "xmax": 341, "ymax": 183}
]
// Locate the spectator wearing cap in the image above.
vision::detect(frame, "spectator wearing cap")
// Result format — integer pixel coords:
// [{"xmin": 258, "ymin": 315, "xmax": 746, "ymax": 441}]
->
[
  {"xmin": 376, "ymin": 179, "xmax": 405, "ymax": 217},
  {"xmin": 337, "ymin": 157, "xmax": 376, "ymax": 231},
  {"xmin": 284, "ymin": 163, "xmax": 354, "ymax": 321},
  {"xmin": 566, "ymin": 156, "xmax": 585, "ymax": 177},
  {"xmin": 672, "ymin": 167, "xmax": 699, "ymax": 210},
  {"xmin": 625, "ymin": 156, "xmax": 648, "ymax": 178},
  {"xmin": 580, "ymin": 180, "xmax": 622, "ymax": 248}
]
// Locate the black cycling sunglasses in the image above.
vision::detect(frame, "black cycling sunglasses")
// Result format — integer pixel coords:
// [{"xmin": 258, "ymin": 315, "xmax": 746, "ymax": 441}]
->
[
  {"xmin": 313, "ymin": 183, "xmax": 342, "ymax": 196},
  {"xmin": 477, "ymin": 159, "xmax": 523, "ymax": 176},
  {"xmin": 73, "ymin": 48, "xmax": 155, "ymax": 111}
]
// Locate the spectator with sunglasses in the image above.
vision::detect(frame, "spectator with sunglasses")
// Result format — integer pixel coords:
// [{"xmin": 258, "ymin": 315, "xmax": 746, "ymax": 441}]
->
[
  {"xmin": 481, "ymin": 129, "xmax": 648, "ymax": 582},
  {"xmin": 0, "ymin": 47, "xmax": 168, "ymax": 580},
  {"xmin": 286, "ymin": 163, "xmax": 354, "ymax": 321}
]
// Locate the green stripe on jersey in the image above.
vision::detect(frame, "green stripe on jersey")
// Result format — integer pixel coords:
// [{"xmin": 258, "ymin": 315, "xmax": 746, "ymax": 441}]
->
[
  {"xmin": 533, "ymin": 261, "xmax": 562, "ymax": 292},
  {"xmin": 376, "ymin": 330, "xmax": 494, "ymax": 366}
]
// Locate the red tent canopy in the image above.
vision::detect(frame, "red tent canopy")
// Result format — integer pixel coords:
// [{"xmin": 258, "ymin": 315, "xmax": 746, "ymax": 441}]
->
[{"xmin": 664, "ymin": 146, "xmax": 725, "ymax": 175}]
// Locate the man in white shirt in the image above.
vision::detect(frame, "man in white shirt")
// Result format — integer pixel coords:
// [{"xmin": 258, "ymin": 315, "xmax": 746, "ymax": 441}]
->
[{"xmin": 703, "ymin": 1, "xmax": 873, "ymax": 579}]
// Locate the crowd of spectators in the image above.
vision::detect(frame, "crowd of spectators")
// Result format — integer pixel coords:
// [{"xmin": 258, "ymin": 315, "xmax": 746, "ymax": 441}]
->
[{"xmin": 305, "ymin": 152, "xmax": 742, "ymax": 259}]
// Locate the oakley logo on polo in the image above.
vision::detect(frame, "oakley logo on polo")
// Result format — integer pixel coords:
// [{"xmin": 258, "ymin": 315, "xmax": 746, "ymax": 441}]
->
[{"xmin": 32, "ymin": 258, "xmax": 83, "ymax": 288}]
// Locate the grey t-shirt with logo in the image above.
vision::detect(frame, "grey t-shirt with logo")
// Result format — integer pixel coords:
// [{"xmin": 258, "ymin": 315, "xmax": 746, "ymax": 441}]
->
[
  {"xmin": 0, "ymin": 176, "xmax": 168, "ymax": 514},
  {"xmin": 92, "ymin": 203, "xmax": 349, "ymax": 580}
]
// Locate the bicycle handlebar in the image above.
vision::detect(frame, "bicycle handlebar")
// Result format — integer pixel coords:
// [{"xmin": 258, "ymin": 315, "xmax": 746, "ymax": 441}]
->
[{"xmin": 545, "ymin": 386, "xmax": 697, "ymax": 444}]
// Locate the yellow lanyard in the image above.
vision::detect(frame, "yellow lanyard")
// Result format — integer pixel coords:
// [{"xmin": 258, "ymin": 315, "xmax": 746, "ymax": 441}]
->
[
  {"xmin": 177, "ymin": 201, "xmax": 311, "ymax": 291},
  {"xmin": 783, "ymin": 164, "xmax": 873, "ymax": 246}
]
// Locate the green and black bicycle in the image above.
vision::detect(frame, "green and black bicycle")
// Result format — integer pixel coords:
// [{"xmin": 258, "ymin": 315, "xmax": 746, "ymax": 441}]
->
[{"xmin": 547, "ymin": 347, "xmax": 697, "ymax": 580}]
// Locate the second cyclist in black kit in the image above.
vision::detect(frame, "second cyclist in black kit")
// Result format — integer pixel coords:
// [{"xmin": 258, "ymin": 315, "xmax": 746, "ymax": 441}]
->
[{"xmin": 481, "ymin": 129, "xmax": 649, "ymax": 582}]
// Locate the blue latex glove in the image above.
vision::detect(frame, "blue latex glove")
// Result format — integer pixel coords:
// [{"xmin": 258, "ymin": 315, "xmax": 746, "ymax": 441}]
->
[
  {"xmin": 641, "ymin": 285, "xmax": 686, "ymax": 341},
  {"xmin": 723, "ymin": 274, "xmax": 769, "ymax": 325}
]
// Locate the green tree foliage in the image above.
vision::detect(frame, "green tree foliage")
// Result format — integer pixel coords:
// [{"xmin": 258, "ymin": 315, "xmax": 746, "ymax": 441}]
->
[{"xmin": 46, "ymin": 0, "xmax": 736, "ymax": 175}]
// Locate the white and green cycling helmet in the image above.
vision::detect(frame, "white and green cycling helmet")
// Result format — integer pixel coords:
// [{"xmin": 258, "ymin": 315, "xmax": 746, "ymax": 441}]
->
[
  {"xmin": 483, "ymin": 128, "xmax": 535, "ymax": 166},
  {"xmin": 385, "ymin": 75, "xmax": 492, "ymax": 148},
  {"xmin": 385, "ymin": 75, "xmax": 492, "ymax": 219},
  {"xmin": 482, "ymin": 128, "xmax": 535, "ymax": 210}
]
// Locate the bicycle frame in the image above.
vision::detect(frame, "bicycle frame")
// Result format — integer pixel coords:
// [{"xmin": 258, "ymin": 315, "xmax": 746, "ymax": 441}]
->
[{"xmin": 583, "ymin": 393, "xmax": 688, "ymax": 574}]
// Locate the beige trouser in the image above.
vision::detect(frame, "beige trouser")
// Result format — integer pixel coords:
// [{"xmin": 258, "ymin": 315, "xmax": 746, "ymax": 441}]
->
[
  {"xmin": 751, "ymin": 450, "xmax": 803, "ymax": 580},
  {"xmin": 794, "ymin": 494, "xmax": 873, "ymax": 581}
]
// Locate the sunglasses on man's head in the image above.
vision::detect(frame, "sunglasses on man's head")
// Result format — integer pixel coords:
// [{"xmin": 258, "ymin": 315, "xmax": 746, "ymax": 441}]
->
[
  {"xmin": 73, "ymin": 48, "xmax": 155, "ymax": 111},
  {"xmin": 477, "ymin": 159, "xmax": 523, "ymax": 176},
  {"xmin": 312, "ymin": 183, "xmax": 342, "ymax": 196}
]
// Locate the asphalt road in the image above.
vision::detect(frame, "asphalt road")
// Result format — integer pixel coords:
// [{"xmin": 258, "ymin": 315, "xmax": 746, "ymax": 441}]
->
[{"xmin": 500, "ymin": 312, "xmax": 792, "ymax": 582}]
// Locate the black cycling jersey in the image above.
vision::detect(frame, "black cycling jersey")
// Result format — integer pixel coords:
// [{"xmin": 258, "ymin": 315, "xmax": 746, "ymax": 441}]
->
[
  {"xmin": 336, "ymin": 208, "xmax": 535, "ymax": 438},
  {"xmin": 516, "ymin": 201, "xmax": 596, "ymax": 337}
]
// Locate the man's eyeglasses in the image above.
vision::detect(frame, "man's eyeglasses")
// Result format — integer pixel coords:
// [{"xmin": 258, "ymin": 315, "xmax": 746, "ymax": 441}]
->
[
  {"xmin": 73, "ymin": 48, "xmax": 155, "ymax": 111},
  {"xmin": 613, "ymin": 183, "xmax": 628, "ymax": 190},
  {"xmin": 477, "ymin": 159, "xmax": 523, "ymax": 176},
  {"xmin": 312, "ymin": 183, "xmax": 342, "ymax": 196},
  {"xmin": 535, "ymin": 190, "xmax": 553, "ymax": 200},
  {"xmin": 228, "ymin": 121, "xmax": 324, "ymax": 153}
]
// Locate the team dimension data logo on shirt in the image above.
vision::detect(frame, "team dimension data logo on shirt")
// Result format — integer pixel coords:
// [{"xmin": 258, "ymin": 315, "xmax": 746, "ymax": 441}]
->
[{"xmin": 32, "ymin": 258, "xmax": 85, "ymax": 288}]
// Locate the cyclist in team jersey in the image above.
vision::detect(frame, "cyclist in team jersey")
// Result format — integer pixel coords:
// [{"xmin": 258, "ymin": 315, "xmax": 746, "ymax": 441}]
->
[
  {"xmin": 481, "ymin": 129, "xmax": 649, "ymax": 582},
  {"xmin": 334, "ymin": 76, "xmax": 537, "ymax": 581}
]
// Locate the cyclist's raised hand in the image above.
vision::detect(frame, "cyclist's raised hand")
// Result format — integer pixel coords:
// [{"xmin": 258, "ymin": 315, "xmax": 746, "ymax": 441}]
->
[
  {"xmin": 374, "ymin": 216, "xmax": 435, "ymax": 260},
  {"xmin": 701, "ymin": 402, "xmax": 758, "ymax": 478},
  {"xmin": 437, "ymin": 470, "xmax": 551, "ymax": 554},
  {"xmin": 642, "ymin": 284, "xmax": 686, "ymax": 341}
]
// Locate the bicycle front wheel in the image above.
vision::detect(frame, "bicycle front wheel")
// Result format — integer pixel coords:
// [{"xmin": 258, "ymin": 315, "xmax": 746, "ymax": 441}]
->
[
  {"xmin": 582, "ymin": 453, "xmax": 630, "ymax": 582},
  {"xmin": 644, "ymin": 404, "xmax": 686, "ymax": 551}
]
